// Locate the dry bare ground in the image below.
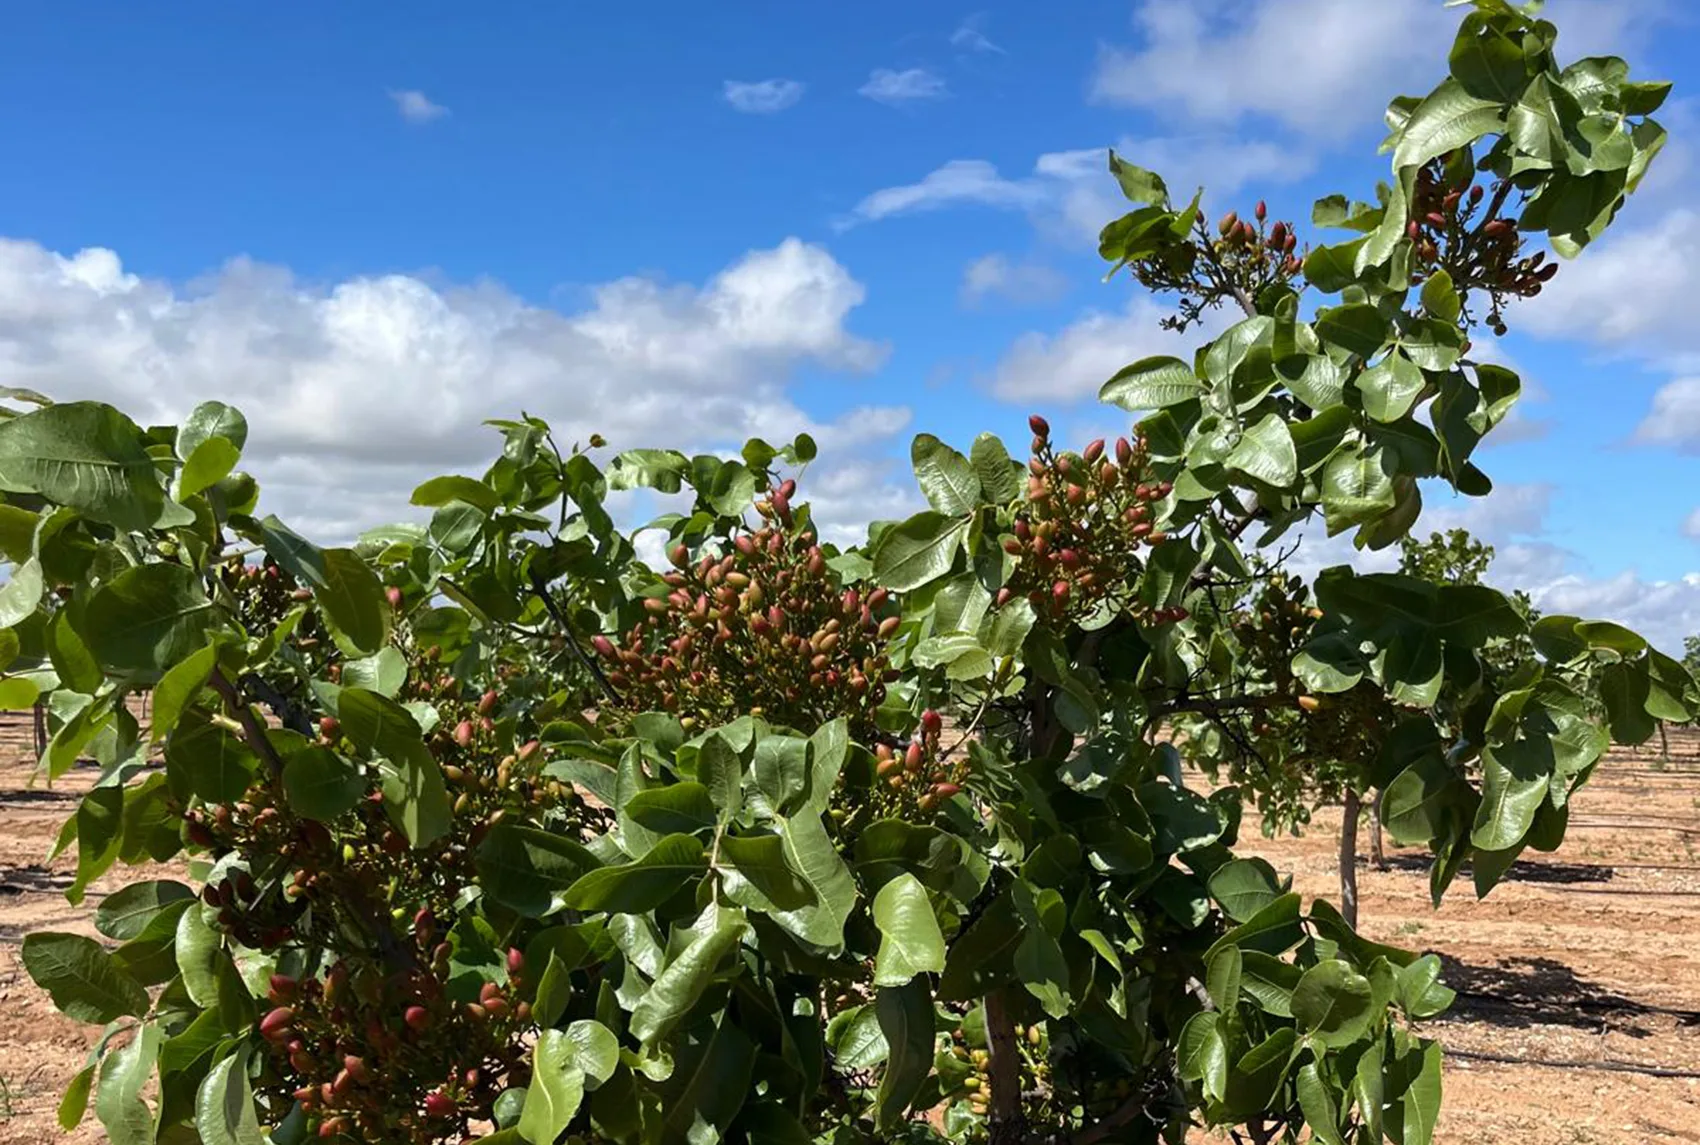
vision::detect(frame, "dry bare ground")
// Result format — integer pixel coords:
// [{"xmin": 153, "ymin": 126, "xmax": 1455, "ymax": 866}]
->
[{"xmin": 0, "ymin": 712, "xmax": 1694, "ymax": 1143}]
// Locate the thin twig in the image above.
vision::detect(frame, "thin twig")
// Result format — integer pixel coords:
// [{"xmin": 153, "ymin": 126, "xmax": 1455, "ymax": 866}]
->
[{"xmin": 527, "ymin": 567, "xmax": 623, "ymax": 705}]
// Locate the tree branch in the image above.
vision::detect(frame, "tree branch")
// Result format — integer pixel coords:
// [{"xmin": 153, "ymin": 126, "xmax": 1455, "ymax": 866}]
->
[
  {"xmin": 209, "ymin": 669, "xmax": 285, "ymax": 777},
  {"xmin": 527, "ymin": 567, "xmax": 623, "ymax": 706}
]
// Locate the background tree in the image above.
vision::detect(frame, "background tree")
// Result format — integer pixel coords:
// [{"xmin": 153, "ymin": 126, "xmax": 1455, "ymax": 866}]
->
[{"xmin": 3, "ymin": 4, "xmax": 1687, "ymax": 1145}]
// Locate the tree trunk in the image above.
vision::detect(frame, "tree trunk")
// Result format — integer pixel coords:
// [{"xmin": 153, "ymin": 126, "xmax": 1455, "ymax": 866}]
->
[
  {"xmin": 32, "ymin": 699, "xmax": 47, "ymax": 764},
  {"xmin": 1367, "ymin": 789, "xmax": 1386, "ymax": 870},
  {"xmin": 1339, "ymin": 790, "xmax": 1361, "ymax": 930},
  {"xmin": 983, "ymin": 988, "xmax": 1027, "ymax": 1145}
]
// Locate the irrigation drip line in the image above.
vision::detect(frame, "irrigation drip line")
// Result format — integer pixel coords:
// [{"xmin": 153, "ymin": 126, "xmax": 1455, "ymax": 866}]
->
[
  {"xmin": 1445, "ymin": 1048, "xmax": 1700, "ymax": 1079},
  {"xmin": 1454, "ymin": 988, "xmax": 1700, "ymax": 1022}
]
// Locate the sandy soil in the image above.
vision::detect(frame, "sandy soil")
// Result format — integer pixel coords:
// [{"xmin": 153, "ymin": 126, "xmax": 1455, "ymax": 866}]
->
[{"xmin": 0, "ymin": 712, "xmax": 1694, "ymax": 1143}]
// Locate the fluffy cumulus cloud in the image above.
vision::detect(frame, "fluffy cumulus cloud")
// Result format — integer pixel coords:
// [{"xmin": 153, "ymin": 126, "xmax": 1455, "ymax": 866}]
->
[
  {"xmin": 388, "ymin": 89, "xmax": 448, "ymax": 124},
  {"xmin": 1090, "ymin": 0, "xmax": 1670, "ymax": 137},
  {"xmin": 857, "ymin": 68, "xmax": 948, "ymax": 106},
  {"xmin": 951, "ymin": 14, "xmax": 1004, "ymax": 56},
  {"xmin": 722, "ymin": 79, "xmax": 805, "ymax": 114},
  {"xmin": 844, "ymin": 137, "xmax": 1311, "ymax": 238},
  {"xmin": 0, "ymin": 237, "xmax": 913, "ymax": 543},
  {"xmin": 960, "ymin": 254, "xmax": 1069, "ymax": 307}
]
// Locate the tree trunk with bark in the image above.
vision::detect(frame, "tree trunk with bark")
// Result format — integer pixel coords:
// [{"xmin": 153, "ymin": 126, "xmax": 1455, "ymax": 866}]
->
[
  {"xmin": 1367, "ymin": 789, "xmax": 1386, "ymax": 870},
  {"xmin": 1339, "ymin": 789, "xmax": 1361, "ymax": 929}
]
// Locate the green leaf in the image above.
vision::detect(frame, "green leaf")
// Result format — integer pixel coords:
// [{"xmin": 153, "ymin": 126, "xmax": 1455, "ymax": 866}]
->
[
  {"xmin": 871, "ymin": 511, "xmax": 968, "ymax": 592},
  {"xmin": 1177, "ymin": 1011, "xmax": 1228, "ymax": 1101},
  {"xmin": 1207, "ymin": 859, "xmax": 1285, "ymax": 923},
  {"xmin": 625, "ymin": 782, "xmax": 718, "ymax": 835},
  {"xmin": 874, "ymin": 980, "xmax": 934, "ymax": 1130},
  {"xmin": 1100, "ymin": 355, "xmax": 1201, "ymax": 411},
  {"xmin": 1472, "ymin": 738, "xmax": 1553, "ymax": 850},
  {"xmin": 1394, "ymin": 77, "xmax": 1507, "ymax": 171},
  {"xmin": 477, "ymin": 824, "xmax": 600, "ymax": 917},
  {"xmin": 1321, "ymin": 444, "xmax": 1397, "ymax": 532},
  {"xmin": 149, "ymin": 642, "xmax": 217, "ymax": 744},
  {"xmin": 178, "ymin": 436, "xmax": 240, "ymax": 500},
  {"xmin": 910, "ymin": 434, "xmax": 980, "ymax": 516},
  {"xmin": 1208, "ymin": 892, "xmax": 1304, "ymax": 959},
  {"xmin": 1315, "ymin": 304, "xmax": 1389, "ymax": 358},
  {"xmin": 1109, "ymin": 150, "xmax": 1168, "ymax": 205},
  {"xmin": 1396, "ymin": 955, "xmax": 1456, "ymax": 1020},
  {"xmin": 411, "ymin": 474, "xmax": 501, "ymax": 511},
  {"xmin": 1601, "ymin": 660, "xmax": 1655, "ymax": 744},
  {"xmin": 1226, "ymin": 414, "xmax": 1297, "ymax": 488},
  {"xmin": 1359, "ymin": 352, "xmax": 1427, "ymax": 423},
  {"xmin": 0, "ymin": 554, "xmax": 42, "ymax": 628},
  {"xmin": 339, "ymin": 647, "xmax": 408, "ymax": 697},
  {"xmin": 317, "ymin": 547, "xmax": 391, "ymax": 657},
  {"xmin": 96, "ymin": 880, "xmax": 195, "ymax": 941},
  {"xmin": 377, "ymin": 749, "xmax": 453, "ymax": 849},
  {"xmin": 0, "ymin": 401, "xmax": 163, "ymax": 530},
  {"xmin": 518, "ymin": 1021, "xmax": 620, "ymax": 1144},
  {"xmin": 1239, "ymin": 951, "xmax": 1302, "ymax": 1018},
  {"xmin": 631, "ymin": 906, "xmax": 747, "ymax": 1045},
  {"xmin": 166, "ymin": 719, "xmax": 258, "ymax": 805},
  {"xmin": 658, "ymin": 1015, "xmax": 758, "ymax": 1143},
  {"xmin": 770, "ymin": 812, "xmax": 858, "ymax": 950},
  {"xmin": 175, "ymin": 905, "xmax": 223, "ymax": 1008},
  {"xmin": 1420, "ymin": 269, "xmax": 1462, "ymax": 322},
  {"xmin": 59, "ymin": 1065, "xmax": 94, "ymax": 1132},
  {"xmin": 84, "ymin": 563, "xmax": 219, "ymax": 673},
  {"xmin": 95, "ymin": 1021, "xmax": 162, "ymax": 1145},
  {"xmin": 21, "ymin": 932, "xmax": 147, "ymax": 1024},
  {"xmin": 281, "ymin": 745, "xmax": 367, "ymax": 821},
  {"xmin": 608, "ymin": 449, "xmax": 691, "ymax": 494},
  {"xmin": 716, "ymin": 833, "xmax": 814, "ymax": 912},
  {"xmin": 1449, "ymin": 13, "xmax": 1529, "ymax": 102},
  {"xmin": 1296, "ymin": 1062, "xmax": 1347, "ymax": 1145},
  {"xmin": 1207, "ymin": 945, "xmax": 1242, "ymax": 1012},
  {"xmin": 196, "ymin": 1048, "xmax": 265, "ymax": 1145},
  {"xmin": 48, "ymin": 608, "xmax": 102, "ymax": 694},
  {"xmin": 178, "ymin": 401, "xmax": 249, "ymax": 459},
  {"xmin": 969, "ymin": 433, "xmax": 1022, "ymax": 503},
  {"xmin": 563, "ymin": 833, "xmax": 706, "ymax": 913},
  {"xmin": 1386, "ymin": 1041, "xmax": 1443, "ymax": 1145},
  {"xmin": 872, "ymin": 873, "xmax": 946, "ymax": 986},
  {"xmin": 1292, "ymin": 960, "xmax": 1376, "ymax": 1047}
]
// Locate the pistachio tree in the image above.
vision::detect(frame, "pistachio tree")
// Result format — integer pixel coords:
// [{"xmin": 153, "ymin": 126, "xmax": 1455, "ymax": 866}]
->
[{"xmin": 5, "ymin": 3, "xmax": 1687, "ymax": 1145}]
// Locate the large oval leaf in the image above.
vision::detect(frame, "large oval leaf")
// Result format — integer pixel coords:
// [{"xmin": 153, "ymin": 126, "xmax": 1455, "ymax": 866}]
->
[{"xmin": 1100, "ymin": 355, "xmax": 1201, "ymax": 411}]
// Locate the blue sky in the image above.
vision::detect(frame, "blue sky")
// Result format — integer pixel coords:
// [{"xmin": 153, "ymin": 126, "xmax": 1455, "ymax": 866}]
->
[{"xmin": 0, "ymin": 1, "xmax": 1697, "ymax": 645}]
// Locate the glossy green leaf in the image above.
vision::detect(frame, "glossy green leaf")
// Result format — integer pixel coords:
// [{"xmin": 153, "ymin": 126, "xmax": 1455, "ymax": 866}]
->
[
  {"xmin": 84, "ymin": 564, "xmax": 219, "ymax": 673},
  {"xmin": 281, "ymin": 745, "xmax": 367, "ymax": 822},
  {"xmin": 178, "ymin": 401, "xmax": 249, "ymax": 459},
  {"xmin": 1296, "ymin": 1061, "xmax": 1347, "ymax": 1145},
  {"xmin": 769, "ymin": 811, "xmax": 858, "ymax": 949},
  {"xmin": 1177, "ymin": 1011, "xmax": 1227, "ymax": 1101},
  {"xmin": 195, "ymin": 1048, "xmax": 265, "ymax": 1145},
  {"xmin": 97, "ymin": 880, "xmax": 195, "ymax": 942},
  {"xmin": 149, "ymin": 642, "xmax": 217, "ymax": 744},
  {"xmin": 630, "ymin": 906, "xmax": 746, "ymax": 1044},
  {"xmin": 1100, "ymin": 355, "xmax": 1201, "ymax": 411},
  {"xmin": 716, "ymin": 832, "xmax": 815, "ymax": 912},
  {"xmin": 562, "ymin": 833, "xmax": 706, "ymax": 913},
  {"xmin": 411, "ymin": 474, "xmax": 502, "ymax": 511},
  {"xmin": 20, "ymin": 932, "xmax": 147, "ymax": 1024},
  {"xmin": 1315, "ymin": 303, "xmax": 1389, "ymax": 358},
  {"xmin": 95, "ymin": 1021, "xmax": 162, "ymax": 1145},
  {"xmin": 1226, "ymin": 413, "xmax": 1297, "ymax": 488},
  {"xmin": 871, "ymin": 511, "xmax": 968, "ymax": 592},
  {"xmin": 624, "ymin": 782, "xmax": 718, "ymax": 835},
  {"xmin": 0, "ymin": 401, "xmax": 163, "ymax": 530},
  {"xmin": 1292, "ymin": 960, "xmax": 1376, "ymax": 1047},
  {"xmin": 178, "ymin": 436, "xmax": 240, "ymax": 500},
  {"xmin": 873, "ymin": 980, "xmax": 934, "ymax": 1131},
  {"xmin": 477, "ymin": 824, "xmax": 600, "ymax": 917},
  {"xmin": 872, "ymin": 873, "xmax": 946, "ymax": 986},
  {"xmin": 969, "ymin": 432, "xmax": 1022, "ymax": 503},
  {"xmin": 910, "ymin": 433, "xmax": 980, "ymax": 515},
  {"xmin": 1393, "ymin": 77, "xmax": 1507, "ymax": 171}
]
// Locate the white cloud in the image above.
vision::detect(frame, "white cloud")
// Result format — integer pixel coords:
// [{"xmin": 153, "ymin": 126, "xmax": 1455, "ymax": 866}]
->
[
  {"xmin": 844, "ymin": 137, "xmax": 1311, "ymax": 238},
  {"xmin": 951, "ymin": 14, "xmax": 1004, "ymax": 55},
  {"xmin": 722, "ymin": 79, "xmax": 806, "ymax": 114},
  {"xmin": 389, "ymin": 89, "xmax": 448, "ymax": 125},
  {"xmin": 1684, "ymin": 508, "xmax": 1700, "ymax": 540},
  {"xmin": 1632, "ymin": 377, "xmax": 1700, "ymax": 451},
  {"xmin": 1522, "ymin": 208, "xmax": 1700, "ymax": 371},
  {"xmin": 960, "ymin": 254, "xmax": 1069, "ymax": 307},
  {"xmin": 1090, "ymin": 0, "xmax": 1670, "ymax": 137},
  {"xmin": 1524, "ymin": 571, "xmax": 1700, "ymax": 654},
  {"xmin": 0, "ymin": 236, "xmax": 913, "ymax": 543},
  {"xmin": 859, "ymin": 68, "xmax": 948, "ymax": 106},
  {"xmin": 988, "ymin": 298, "xmax": 1234, "ymax": 403}
]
